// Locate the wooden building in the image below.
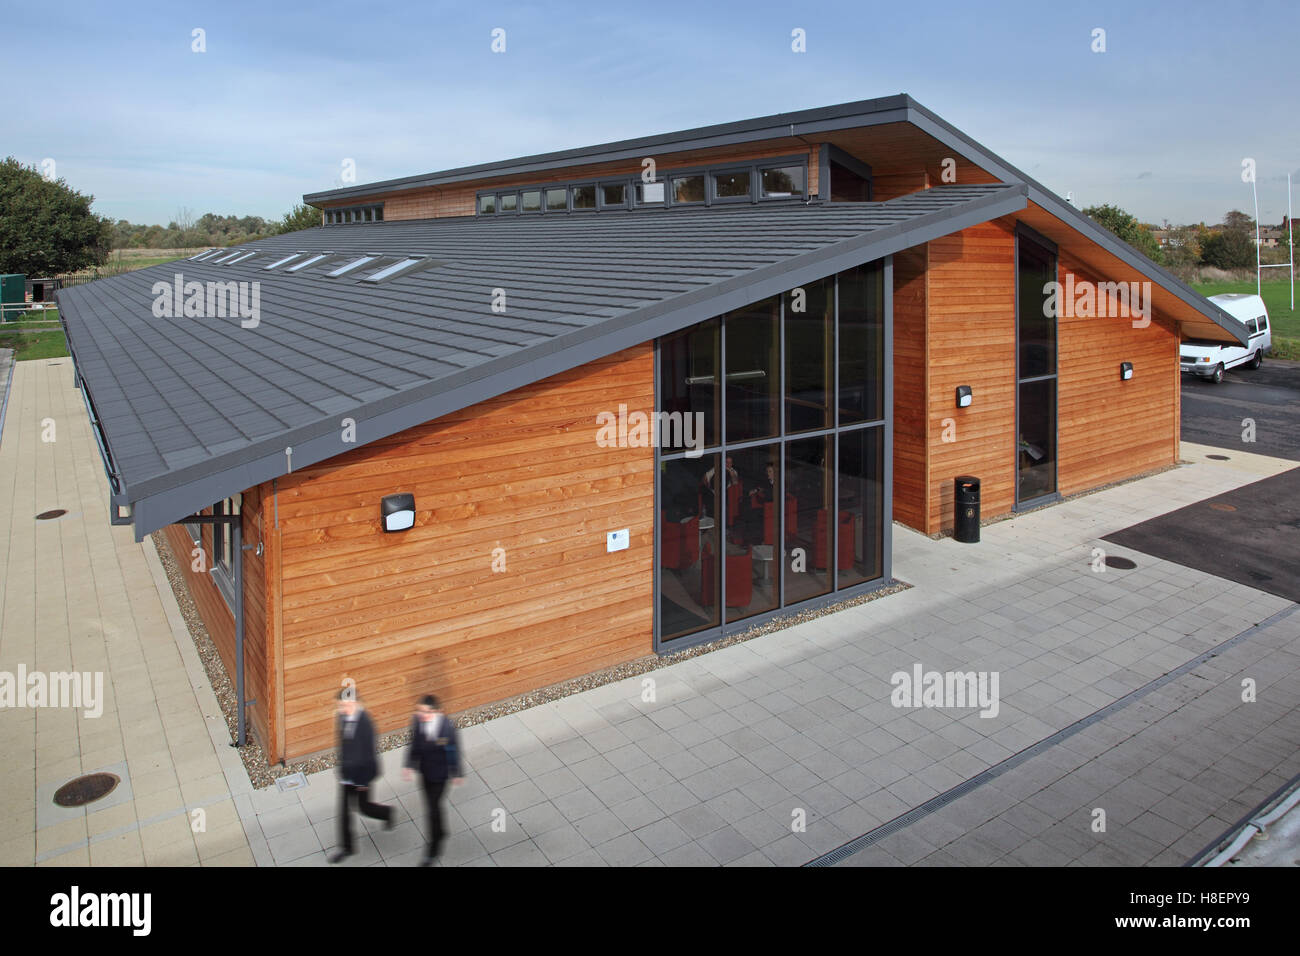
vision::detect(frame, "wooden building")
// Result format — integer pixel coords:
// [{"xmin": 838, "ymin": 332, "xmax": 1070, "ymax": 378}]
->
[{"xmin": 59, "ymin": 95, "xmax": 1248, "ymax": 763}]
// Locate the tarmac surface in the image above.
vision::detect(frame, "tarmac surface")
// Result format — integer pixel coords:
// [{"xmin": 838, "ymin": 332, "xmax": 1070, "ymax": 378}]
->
[{"xmin": 1180, "ymin": 359, "xmax": 1300, "ymax": 461}]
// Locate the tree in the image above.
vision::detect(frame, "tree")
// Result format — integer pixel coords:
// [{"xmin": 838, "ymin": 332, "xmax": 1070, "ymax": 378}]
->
[
  {"xmin": 0, "ymin": 156, "xmax": 113, "ymax": 275},
  {"xmin": 278, "ymin": 203, "xmax": 323, "ymax": 234},
  {"xmin": 1200, "ymin": 229, "xmax": 1255, "ymax": 269},
  {"xmin": 1082, "ymin": 203, "xmax": 1164, "ymax": 264}
]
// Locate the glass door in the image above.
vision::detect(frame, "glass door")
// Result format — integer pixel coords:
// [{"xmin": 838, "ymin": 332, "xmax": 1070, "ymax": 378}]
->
[{"xmin": 1015, "ymin": 231, "xmax": 1057, "ymax": 507}]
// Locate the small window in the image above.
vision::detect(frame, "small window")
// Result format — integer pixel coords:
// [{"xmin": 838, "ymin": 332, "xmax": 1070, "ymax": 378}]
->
[
  {"xmin": 1257, "ymin": 315, "xmax": 1268, "ymax": 331},
  {"xmin": 713, "ymin": 169, "xmax": 751, "ymax": 200},
  {"xmin": 373, "ymin": 206, "xmax": 383, "ymax": 221},
  {"xmin": 670, "ymin": 175, "xmax": 705, "ymax": 204},
  {"xmin": 600, "ymin": 182, "xmax": 628, "ymax": 208},
  {"xmin": 545, "ymin": 187, "xmax": 568, "ymax": 211},
  {"xmin": 500, "ymin": 193, "xmax": 518, "ymax": 213},
  {"xmin": 287, "ymin": 253, "xmax": 329, "ymax": 272},
  {"xmin": 328, "ymin": 256, "xmax": 376, "ymax": 277},
  {"xmin": 761, "ymin": 165, "xmax": 805, "ymax": 198},
  {"xmin": 571, "ymin": 185, "xmax": 596, "ymax": 210},
  {"xmin": 1246, "ymin": 319, "xmax": 1258, "ymax": 334},
  {"xmin": 362, "ymin": 257, "xmax": 425, "ymax": 283},
  {"xmin": 637, "ymin": 181, "xmax": 665, "ymax": 205},
  {"xmin": 479, "ymin": 194, "xmax": 496, "ymax": 215},
  {"xmin": 265, "ymin": 252, "xmax": 304, "ymax": 270},
  {"xmin": 521, "ymin": 190, "xmax": 542, "ymax": 212}
]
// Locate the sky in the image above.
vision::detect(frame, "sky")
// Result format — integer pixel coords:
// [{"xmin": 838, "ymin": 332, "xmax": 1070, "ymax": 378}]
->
[{"xmin": 9, "ymin": 0, "xmax": 1299, "ymax": 228}]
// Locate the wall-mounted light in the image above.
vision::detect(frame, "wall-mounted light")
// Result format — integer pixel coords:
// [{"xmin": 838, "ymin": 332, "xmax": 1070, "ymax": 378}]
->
[
  {"xmin": 381, "ymin": 493, "xmax": 416, "ymax": 532},
  {"xmin": 955, "ymin": 385, "xmax": 973, "ymax": 408},
  {"xmin": 1120, "ymin": 362, "xmax": 1133, "ymax": 381}
]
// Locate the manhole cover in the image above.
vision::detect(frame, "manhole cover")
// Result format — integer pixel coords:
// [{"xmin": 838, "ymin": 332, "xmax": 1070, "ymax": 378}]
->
[
  {"xmin": 1104, "ymin": 556, "xmax": 1137, "ymax": 570},
  {"xmin": 35, "ymin": 509, "xmax": 67, "ymax": 520},
  {"xmin": 275, "ymin": 772, "xmax": 307, "ymax": 793},
  {"xmin": 53, "ymin": 772, "xmax": 120, "ymax": 808},
  {"xmin": 1209, "ymin": 502, "xmax": 1237, "ymax": 512},
  {"xmin": 1206, "ymin": 454, "xmax": 1230, "ymax": 461}
]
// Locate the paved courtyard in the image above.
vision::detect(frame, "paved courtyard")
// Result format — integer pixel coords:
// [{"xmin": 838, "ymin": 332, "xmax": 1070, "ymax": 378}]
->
[{"xmin": 2, "ymin": 357, "xmax": 1297, "ymax": 866}]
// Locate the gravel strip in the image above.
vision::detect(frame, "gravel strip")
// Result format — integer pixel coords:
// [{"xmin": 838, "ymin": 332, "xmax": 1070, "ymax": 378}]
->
[{"xmin": 151, "ymin": 527, "xmax": 908, "ymax": 788}]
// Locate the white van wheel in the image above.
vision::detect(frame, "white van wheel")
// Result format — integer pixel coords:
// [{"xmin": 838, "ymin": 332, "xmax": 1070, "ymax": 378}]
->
[
  {"xmin": 1211, "ymin": 363, "xmax": 1224, "ymax": 384},
  {"xmin": 1249, "ymin": 349, "xmax": 1262, "ymax": 370}
]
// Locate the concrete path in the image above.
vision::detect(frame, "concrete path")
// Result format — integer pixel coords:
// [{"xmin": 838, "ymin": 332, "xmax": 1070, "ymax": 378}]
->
[
  {"xmin": 4, "ymin": 355, "xmax": 1298, "ymax": 868},
  {"xmin": 0, "ymin": 358, "xmax": 254, "ymax": 866}
]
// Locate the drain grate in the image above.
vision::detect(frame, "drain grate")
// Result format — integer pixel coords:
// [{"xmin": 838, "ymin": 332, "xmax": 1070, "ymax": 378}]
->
[
  {"xmin": 1104, "ymin": 556, "xmax": 1137, "ymax": 569},
  {"xmin": 35, "ymin": 509, "xmax": 67, "ymax": 521},
  {"xmin": 275, "ymin": 772, "xmax": 307, "ymax": 793},
  {"xmin": 805, "ymin": 603, "xmax": 1300, "ymax": 866},
  {"xmin": 53, "ymin": 772, "xmax": 120, "ymax": 808}
]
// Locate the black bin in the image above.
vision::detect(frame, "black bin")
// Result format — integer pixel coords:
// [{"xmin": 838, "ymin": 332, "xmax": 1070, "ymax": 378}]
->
[{"xmin": 954, "ymin": 476, "xmax": 980, "ymax": 543}]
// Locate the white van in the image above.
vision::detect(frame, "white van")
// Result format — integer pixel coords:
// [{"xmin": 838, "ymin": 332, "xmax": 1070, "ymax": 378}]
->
[{"xmin": 1180, "ymin": 293, "xmax": 1272, "ymax": 383}]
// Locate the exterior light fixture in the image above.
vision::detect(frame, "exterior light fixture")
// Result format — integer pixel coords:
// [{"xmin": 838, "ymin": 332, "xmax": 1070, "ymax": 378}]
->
[
  {"xmin": 1120, "ymin": 362, "xmax": 1133, "ymax": 381},
  {"xmin": 955, "ymin": 385, "xmax": 973, "ymax": 408},
  {"xmin": 381, "ymin": 493, "xmax": 416, "ymax": 532}
]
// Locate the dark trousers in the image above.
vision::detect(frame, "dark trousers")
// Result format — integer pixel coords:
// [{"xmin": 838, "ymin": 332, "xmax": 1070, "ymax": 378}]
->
[
  {"xmin": 421, "ymin": 777, "xmax": 448, "ymax": 859},
  {"xmin": 337, "ymin": 783, "xmax": 391, "ymax": 852}
]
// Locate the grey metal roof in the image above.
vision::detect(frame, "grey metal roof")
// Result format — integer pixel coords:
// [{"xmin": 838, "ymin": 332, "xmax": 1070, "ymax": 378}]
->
[
  {"xmin": 58, "ymin": 184, "xmax": 1026, "ymax": 539},
  {"xmin": 304, "ymin": 93, "xmax": 1247, "ymax": 347}
]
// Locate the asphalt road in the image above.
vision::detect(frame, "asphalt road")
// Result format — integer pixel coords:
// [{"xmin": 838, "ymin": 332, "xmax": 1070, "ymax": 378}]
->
[{"xmin": 1180, "ymin": 358, "xmax": 1300, "ymax": 461}]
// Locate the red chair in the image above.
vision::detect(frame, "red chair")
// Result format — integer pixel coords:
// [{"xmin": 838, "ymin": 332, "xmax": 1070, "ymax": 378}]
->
[
  {"xmin": 661, "ymin": 512, "xmax": 699, "ymax": 569},
  {"xmin": 812, "ymin": 509, "xmax": 857, "ymax": 571},
  {"xmin": 725, "ymin": 482, "xmax": 742, "ymax": 527},
  {"xmin": 700, "ymin": 543, "xmax": 753, "ymax": 609},
  {"xmin": 763, "ymin": 494, "xmax": 798, "ymax": 545}
]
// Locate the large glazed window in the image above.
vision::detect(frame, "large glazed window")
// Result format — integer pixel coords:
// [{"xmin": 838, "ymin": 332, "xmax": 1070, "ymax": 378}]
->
[
  {"xmin": 1016, "ymin": 232, "xmax": 1058, "ymax": 506},
  {"xmin": 655, "ymin": 260, "xmax": 889, "ymax": 645}
]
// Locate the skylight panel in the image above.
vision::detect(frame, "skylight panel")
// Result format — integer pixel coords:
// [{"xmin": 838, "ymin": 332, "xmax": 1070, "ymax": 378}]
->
[
  {"xmin": 212, "ymin": 250, "xmax": 244, "ymax": 263},
  {"xmin": 264, "ymin": 252, "xmax": 305, "ymax": 270},
  {"xmin": 190, "ymin": 249, "xmax": 218, "ymax": 260},
  {"xmin": 327, "ymin": 255, "xmax": 377, "ymax": 277},
  {"xmin": 286, "ymin": 253, "xmax": 330, "ymax": 272},
  {"xmin": 227, "ymin": 251, "xmax": 257, "ymax": 264},
  {"xmin": 361, "ymin": 257, "xmax": 425, "ymax": 283}
]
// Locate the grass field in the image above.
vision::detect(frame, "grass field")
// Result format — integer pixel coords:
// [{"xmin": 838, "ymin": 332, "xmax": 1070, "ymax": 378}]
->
[{"xmin": 0, "ymin": 330, "xmax": 68, "ymax": 361}]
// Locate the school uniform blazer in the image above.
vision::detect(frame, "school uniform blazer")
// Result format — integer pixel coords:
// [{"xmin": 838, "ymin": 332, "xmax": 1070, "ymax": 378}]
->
[
  {"xmin": 337, "ymin": 710, "xmax": 379, "ymax": 786},
  {"xmin": 404, "ymin": 715, "xmax": 461, "ymax": 782}
]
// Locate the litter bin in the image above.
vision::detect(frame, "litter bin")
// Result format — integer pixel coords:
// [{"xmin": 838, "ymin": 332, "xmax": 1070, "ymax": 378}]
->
[{"xmin": 954, "ymin": 475, "xmax": 980, "ymax": 543}]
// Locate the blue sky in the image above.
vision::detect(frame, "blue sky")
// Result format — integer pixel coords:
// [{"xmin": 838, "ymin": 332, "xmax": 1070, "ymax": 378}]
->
[{"xmin": 11, "ymin": 0, "xmax": 1299, "ymax": 227}]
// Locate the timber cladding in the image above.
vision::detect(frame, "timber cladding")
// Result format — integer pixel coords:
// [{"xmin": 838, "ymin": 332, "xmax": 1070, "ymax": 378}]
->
[
  {"xmin": 160, "ymin": 489, "xmax": 271, "ymax": 752},
  {"xmin": 1055, "ymin": 252, "xmax": 1178, "ymax": 496},
  {"xmin": 272, "ymin": 344, "xmax": 655, "ymax": 760},
  {"xmin": 925, "ymin": 220, "xmax": 1018, "ymax": 532}
]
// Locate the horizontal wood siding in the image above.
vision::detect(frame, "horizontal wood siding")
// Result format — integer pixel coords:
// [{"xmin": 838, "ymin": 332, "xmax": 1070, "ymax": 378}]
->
[
  {"xmin": 275, "ymin": 345, "xmax": 655, "ymax": 759},
  {"xmin": 925, "ymin": 220, "xmax": 1018, "ymax": 532},
  {"xmin": 160, "ymin": 492, "xmax": 270, "ymax": 751},
  {"xmin": 891, "ymin": 244, "xmax": 928, "ymax": 531},
  {"xmin": 328, "ymin": 143, "xmax": 820, "ymax": 221},
  {"xmin": 1056, "ymin": 254, "xmax": 1178, "ymax": 496}
]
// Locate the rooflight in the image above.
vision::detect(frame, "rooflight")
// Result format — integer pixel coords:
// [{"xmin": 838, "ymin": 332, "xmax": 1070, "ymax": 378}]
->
[
  {"xmin": 212, "ymin": 250, "xmax": 244, "ymax": 263},
  {"xmin": 227, "ymin": 251, "xmax": 257, "ymax": 264},
  {"xmin": 361, "ymin": 257, "xmax": 425, "ymax": 283},
  {"xmin": 327, "ymin": 255, "xmax": 377, "ymax": 277},
  {"xmin": 286, "ymin": 253, "xmax": 330, "ymax": 272},
  {"xmin": 264, "ymin": 252, "xmax": 305, "ymax": 270},
  {"xmin": 190, "ymin": 249, "xmax": 218, "ymax": 260}
]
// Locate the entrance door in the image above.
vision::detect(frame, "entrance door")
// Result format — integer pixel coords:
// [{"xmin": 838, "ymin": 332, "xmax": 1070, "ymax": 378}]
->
[{"xmin": 1015, "ymin": 231, "xmax": 1058, "ymax": 507}]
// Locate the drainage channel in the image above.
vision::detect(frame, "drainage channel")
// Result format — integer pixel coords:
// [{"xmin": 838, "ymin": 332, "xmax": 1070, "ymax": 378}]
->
[{"xmin": 805, "ymin": 602, "xmax": 1300, "ymax": 866}]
